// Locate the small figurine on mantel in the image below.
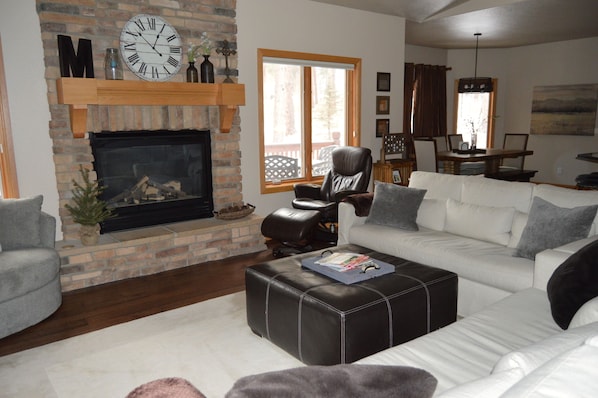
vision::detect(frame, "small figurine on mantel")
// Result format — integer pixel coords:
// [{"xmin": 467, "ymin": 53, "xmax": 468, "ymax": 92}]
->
[{"xmin": 216, "ymin": 40, "xmax": 237, "ymax": 83}]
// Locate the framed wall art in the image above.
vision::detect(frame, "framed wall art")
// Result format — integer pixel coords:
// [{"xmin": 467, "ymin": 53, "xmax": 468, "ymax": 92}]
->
[
  {"xmin": 376, "ymin": 119, "xmax": 389, "ymax": 137},
  {"xmin": 530, "ymin": 84, "xmax": 598, "ymax": 135},
  {"xmin": 376, "ymin": 96, "xmax": 390, "ymax": 115},
  {"xmin": 377, "ymin": 72, "xmax": 391, "ymax": 92}
]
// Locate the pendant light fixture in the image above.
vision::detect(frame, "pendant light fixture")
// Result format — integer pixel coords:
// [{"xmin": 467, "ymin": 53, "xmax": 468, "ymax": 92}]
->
[{"xmin": 458, "ymin": 33, "xmax": 493, "ymax": 93}]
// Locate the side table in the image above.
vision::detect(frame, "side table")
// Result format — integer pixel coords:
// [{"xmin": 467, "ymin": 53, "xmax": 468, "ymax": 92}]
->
[{"xmin": 373, "ymin": 160, "xmax": 413, "ymax": 186}]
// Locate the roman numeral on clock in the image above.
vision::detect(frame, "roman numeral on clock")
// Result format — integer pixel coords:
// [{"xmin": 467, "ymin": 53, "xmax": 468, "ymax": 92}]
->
[
  {"xmin": 166, "ymin": 34, "xmax": 177, "ymax": 42},
  {"xmin": 134, "ymin": 20, "xmax": 145, "ymax": 31},
  {"xmin": 138, "ymin": 62, "xmax": 147, "ymax": 75},
  {"xmin": 167, "ymin": 56, "xmax": 179, "ymax": 68},
  {"xmin": 170, "ymin": 46, "xmax": 182, "ymax": 54},
  {"xmin": 147, "ymin": 17, "xmax": 156, "ymax": 30},
  {"xmin": 127, "ymin": 53, "xmax": 140, "ymax": 65}
]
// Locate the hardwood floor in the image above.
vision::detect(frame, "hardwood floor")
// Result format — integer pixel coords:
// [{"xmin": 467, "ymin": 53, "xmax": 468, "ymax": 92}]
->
[{"xmin": 0, "ymin": 239, "xmax": 332, "ymax": 358}]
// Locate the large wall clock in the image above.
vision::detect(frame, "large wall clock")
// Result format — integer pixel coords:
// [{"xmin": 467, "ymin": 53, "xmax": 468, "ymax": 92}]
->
[{"xmin": 119, "ymin": 14, "xmax": 183, "ymax": 81}]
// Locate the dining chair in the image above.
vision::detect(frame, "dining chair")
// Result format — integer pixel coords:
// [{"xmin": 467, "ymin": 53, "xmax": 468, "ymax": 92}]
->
[
  {"xmin": 448, "ymin": 134, "xmax": 463, "ymax": 150},
  {"xmin": 501, "ymin": 133, "xmax": 529, "ymax": 170},
  {"xmin": 432, "ymin": 136, "xmax": 448, "ymax": 152},
  {"xmin": 488, "ymin": 133, "xmax": 537, "ymax": 182},
  {"xmin": 414, "ymin": 138, "xmax": 442, "ymax": 173}
]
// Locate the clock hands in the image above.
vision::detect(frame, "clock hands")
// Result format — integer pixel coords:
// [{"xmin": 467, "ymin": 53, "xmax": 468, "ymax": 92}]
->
[
  {"xmin": 152, "ymin": 24, "xmax": 166, "ymax": 49},
  {"xmin": 137, "ymin": 31, "xmax": 163, "ymax": 57}
]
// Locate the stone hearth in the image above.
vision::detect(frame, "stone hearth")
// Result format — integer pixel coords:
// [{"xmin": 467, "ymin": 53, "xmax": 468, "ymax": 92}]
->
[{"xmin": 58, "ymin": 215, "xmax": 265, "ymax": 292}]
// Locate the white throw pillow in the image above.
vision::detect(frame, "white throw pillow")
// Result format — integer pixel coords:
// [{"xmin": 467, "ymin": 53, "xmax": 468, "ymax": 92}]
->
[
  {"xmin": 416, "ymin": 198, "xmax": 447, "ymax": 231},
  {"xmin": 437, "ymin": 368, "xmax": 524, "ymax": 398},
  {"xmin": 500, "ymin": 342, "xmax": 598, "ymax": 398},
  {"xmin": 507, "ymin": 211, "xmax": 528, "ymax": 248},
  {"xmin": 444, "ymin": 198, "xmax": 515, "ymax": 246},
  {"xmin": 492, "ymin": 321, "xmax": 598, "ymax": 375},
  {"xmin": 569, "ymin": 296, "xmax": 598, "ymax": 329}
]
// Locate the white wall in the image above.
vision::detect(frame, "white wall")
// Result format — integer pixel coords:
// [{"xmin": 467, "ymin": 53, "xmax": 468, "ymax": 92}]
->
[
  {"xmin": 0, "ymin": 0, "xmax": 60, "ymax": 235},
  {"xmin": 448, "ymin": 37, "xmax": 598, "ymax": 185},
  {"xmin": 405, "ymin": 44, "xmax": 448, "ymax": 66},
  {"xmin": 237, "ymin": 0, "xmax": 406, "ymax": 216}
]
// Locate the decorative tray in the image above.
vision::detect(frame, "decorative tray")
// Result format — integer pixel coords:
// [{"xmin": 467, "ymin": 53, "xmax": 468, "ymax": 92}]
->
[
  {"xmin": 214, "ymin": 203, "xmax": 255, "ymax": 220},
  {"xmin": 452, "ymin": 148, "xmax": 486, "ymax": 154}
]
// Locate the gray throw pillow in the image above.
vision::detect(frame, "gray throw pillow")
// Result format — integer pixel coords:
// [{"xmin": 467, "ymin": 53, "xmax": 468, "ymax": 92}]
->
[
  {"xmin": 515, "ymin": 197, "xmax": 598, "ymax": 260},
  {"xmin": 365, "ymin": 182, "xmax": 427, "ymax": 231},
  {"xmin": 0, "ymin": 195, "xmax": 43, "ymax": 250}
]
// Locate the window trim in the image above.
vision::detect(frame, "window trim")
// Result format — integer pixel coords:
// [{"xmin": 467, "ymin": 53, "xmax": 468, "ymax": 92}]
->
[
  {"xmin": 452, "ymin": 78, "xmax": 498, "ymax": 148},
  {"xmin": 0, "ymin": 37, "xmax": 19, "ymax": 198},
  {"xmin": 258, "ymin": 48, "xmax": 361, "ymax": 194}
]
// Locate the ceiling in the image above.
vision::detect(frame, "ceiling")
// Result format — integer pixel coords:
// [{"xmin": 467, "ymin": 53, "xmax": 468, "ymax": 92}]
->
[{"xmin": 309, "ymin": 0, "xmax": 598, "ymax": 49}]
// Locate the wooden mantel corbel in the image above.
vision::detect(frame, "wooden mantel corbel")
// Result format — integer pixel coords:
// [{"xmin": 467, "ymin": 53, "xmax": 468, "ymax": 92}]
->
[{"xmin": 56, "ymin": 78, "xmax": 245, "ymax": 138}]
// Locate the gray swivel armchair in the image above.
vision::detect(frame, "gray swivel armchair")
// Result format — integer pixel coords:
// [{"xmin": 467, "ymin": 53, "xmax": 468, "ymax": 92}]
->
[{"xmin": 0, "ymin": 196, "xmax": 62, "ymax": 339}]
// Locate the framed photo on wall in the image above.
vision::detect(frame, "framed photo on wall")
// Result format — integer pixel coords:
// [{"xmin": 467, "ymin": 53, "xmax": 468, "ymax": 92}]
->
[
  {"xmin": 376, "ymin": 96, "xmax": 390, "ymax": 115},
  {"xmin": 377, "ymin": 72, "xmax": 391, "ymax": 92},
  {"xmin": 376, "ymin": 119, "xmax": 389, "ymax": 137}
]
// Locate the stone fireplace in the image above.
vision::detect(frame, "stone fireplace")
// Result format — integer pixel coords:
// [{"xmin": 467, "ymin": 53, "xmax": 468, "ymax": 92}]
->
[{"xmin": 37, "ymin": 0, "xmax": 266, "ymax": 291}]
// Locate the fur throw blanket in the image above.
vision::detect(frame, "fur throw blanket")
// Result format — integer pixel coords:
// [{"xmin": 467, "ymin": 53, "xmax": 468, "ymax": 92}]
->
[{"xmin": 225, "ymin": 364, "xmax": 437, "ymax": 398}]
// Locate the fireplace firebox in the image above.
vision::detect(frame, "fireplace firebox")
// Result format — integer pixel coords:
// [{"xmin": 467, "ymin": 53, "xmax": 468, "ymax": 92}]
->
[{"xmin": 90, "ymin": 129, "xmax": 214, "ymax": 233}]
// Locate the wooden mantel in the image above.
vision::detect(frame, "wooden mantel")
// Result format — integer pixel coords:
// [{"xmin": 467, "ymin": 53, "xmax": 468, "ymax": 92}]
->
[{"xmin": 56, "ymin": 78, "xmax": 245, "ymax": 138}]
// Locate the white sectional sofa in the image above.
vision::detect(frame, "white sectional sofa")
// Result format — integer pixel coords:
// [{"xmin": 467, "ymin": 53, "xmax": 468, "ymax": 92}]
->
[
  {"xmin": 336, "ymin": 171, "xmax": 598, "ymax": 396},
  {"xmin": 338, "ymin": 171, "xmax": 598, "ymax": 316}
]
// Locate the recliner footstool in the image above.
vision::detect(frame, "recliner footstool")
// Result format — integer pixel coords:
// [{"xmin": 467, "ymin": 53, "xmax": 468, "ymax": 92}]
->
[{"xmin": 261, "ymin": 207, "xmax": 321, "ymax": 256}]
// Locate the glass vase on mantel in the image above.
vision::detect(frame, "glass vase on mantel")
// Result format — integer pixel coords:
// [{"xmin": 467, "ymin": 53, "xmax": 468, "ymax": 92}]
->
[
  {"xmin": 186, "ymin": 62, "xmax": 199, "ymax": 83},
  {"xmin": 200, "ymin": 55, "xmax": 215, "ymax": 83}
]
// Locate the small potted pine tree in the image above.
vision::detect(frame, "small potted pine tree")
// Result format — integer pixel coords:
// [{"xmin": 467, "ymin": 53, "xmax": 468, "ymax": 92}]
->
[{"xmin": 65, "ymin": 166, "xmax": 113, "ymax": 245}]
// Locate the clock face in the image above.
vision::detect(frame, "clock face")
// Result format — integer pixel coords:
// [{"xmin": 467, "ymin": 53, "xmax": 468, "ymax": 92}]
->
[{"xmin": 119, "ymin": 14, "xmax": 183, "ymax": 81}]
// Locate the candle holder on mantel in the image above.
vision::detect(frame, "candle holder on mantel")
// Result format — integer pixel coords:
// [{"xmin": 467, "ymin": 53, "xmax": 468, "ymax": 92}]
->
[{"xmin": 216, "ymin": 40, "xmax": 237, "ymax": 83}]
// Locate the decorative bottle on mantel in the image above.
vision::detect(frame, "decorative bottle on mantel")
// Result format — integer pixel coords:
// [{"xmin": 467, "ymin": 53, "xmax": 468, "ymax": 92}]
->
[
  {"xmin": 200, "ymin": 55, "xmax": 215, "ymax": 83},
  {"xmin": 104, "ymin": 48, "xmax": 123, "ymax": 80},
  {"xmin": 186, "ymin": 62, "xmax": 199, "ymax": 83}
]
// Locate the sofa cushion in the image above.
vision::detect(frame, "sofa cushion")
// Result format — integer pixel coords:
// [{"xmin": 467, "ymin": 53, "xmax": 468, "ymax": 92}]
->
[
  {"xmin": 547, "ymin": 239, "xmax": 598, "ymax": 329},
  {"xmin": 492, "ymin": 321, "xmax": 598, "ymax": 375},
  {"xmin": 416, "ymin": 198, "xmax": 446, "ymax": 231},
  {"xmin": 500, "ymin": 338, "xmax": 598, "ymax": 398},
  {"xmin": 0, "ymin": 195, "xmax": 43, "ymax": 251},
  {"xmin": 445, "ymin": 199, "xmax": 515, "ymax": 246},
  {"xmin": 437, "ymin": 368, "xmax": 525, "ymax": 398},
  {"xmin": 570, "ymin": 296, "xmax": 598, "ymax": 329},
  {"xmin": 0, "ymin": 248, "xmax": 61, "ymax": 303},
  {"xmin": 365, "ymin": 182, "xmax": 426, "ymax": 231},
  {"xmin": 515, "ymin": 197, "xmax": 598, "ymax": 260},
  {"xmin": 507, "ymin": 211, "xmax": 528, "ymax": 248},
  {"xmin": 408, "ymin": 171, "xmax": 464, "ymax": 201},
  {"xmin": 460, "ymin": 176, "xmax": 534, "ymax": 213}
]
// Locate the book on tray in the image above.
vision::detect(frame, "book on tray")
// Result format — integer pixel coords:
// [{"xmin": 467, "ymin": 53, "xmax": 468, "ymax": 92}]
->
[{"xmin": 301, "ymin": 252, "xmax": 395, "ymax": 284}]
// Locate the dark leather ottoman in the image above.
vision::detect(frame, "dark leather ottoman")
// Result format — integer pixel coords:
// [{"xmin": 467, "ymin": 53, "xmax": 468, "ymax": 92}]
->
[{"xmin": 245, "ymin": 244, "xmax": 458, "ymax": 365}]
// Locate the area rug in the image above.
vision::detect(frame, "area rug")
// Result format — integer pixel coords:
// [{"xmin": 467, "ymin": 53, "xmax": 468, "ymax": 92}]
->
[{"xmin": 0, "ymin": 292, "xmax": 302, "ymax": 398}]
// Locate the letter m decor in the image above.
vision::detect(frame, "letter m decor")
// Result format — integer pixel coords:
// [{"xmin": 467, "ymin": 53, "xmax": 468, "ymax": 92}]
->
[{"xmin": 57, "ymin": 35, "xmax": 94, "ymax": 78}]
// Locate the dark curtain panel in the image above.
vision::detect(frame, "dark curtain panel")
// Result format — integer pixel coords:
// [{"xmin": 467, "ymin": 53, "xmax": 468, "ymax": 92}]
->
[
  {"xmin": 403, "ymin": 63, "xmax": 416, "ymax": 157},
  {"xmin": 411, "ymin": 64, "xmax": 447, "ymax": 138}
]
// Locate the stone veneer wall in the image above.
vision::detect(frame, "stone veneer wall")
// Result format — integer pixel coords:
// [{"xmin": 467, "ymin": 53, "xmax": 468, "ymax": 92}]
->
[{"xmin": 36, "ymin": 0, "xmax": 266, "ymax": 291}]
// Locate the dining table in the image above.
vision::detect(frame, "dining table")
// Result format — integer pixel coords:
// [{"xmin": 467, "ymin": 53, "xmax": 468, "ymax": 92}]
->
[{"xmin": 437, "ymin": 148, "xmax": 534, "ymax": 175}]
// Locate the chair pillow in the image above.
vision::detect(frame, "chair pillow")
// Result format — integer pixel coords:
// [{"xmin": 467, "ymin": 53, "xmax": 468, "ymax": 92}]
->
[
  {"xmin": 547, "ymin": 239, "xmax": 598, "ymax": 329},
  {"xmin": 0, "ymin": 195, "xmax": 43, "ymax": 250},
  {"xmin": 569, "ymin": 296, "xmax": 598, "ymax": 329},
  {"xmin": 514, "ymin": 197, "xmax": 598, "ymax": 260},
  {"xmin": 365, "ymin": 182, "xmax": 426, "ymax": 231}
]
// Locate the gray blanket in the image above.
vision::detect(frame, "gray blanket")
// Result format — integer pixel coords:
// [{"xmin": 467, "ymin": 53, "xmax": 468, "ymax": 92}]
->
[{"xmin": 225, "ymin": 364, "xmax": 437, "ymax": 398}]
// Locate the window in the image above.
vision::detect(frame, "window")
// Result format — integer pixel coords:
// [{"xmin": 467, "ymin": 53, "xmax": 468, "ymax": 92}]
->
[
  {"xmin": 453, "ymin": 79, "xmax": 497, "ymax": 148},
  {"xmin": 258, "ymin": 49, "xmax": 361, "ymax": 193},
  {"xmin": 0, "ymin": 38, "xmax": 19, "ymax": 198}
]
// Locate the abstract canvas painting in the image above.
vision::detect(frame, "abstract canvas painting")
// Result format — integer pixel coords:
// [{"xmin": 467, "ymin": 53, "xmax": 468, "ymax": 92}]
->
[{"xmin": 530, "ymin": 84, "xmax": 598, "ymax": 135}]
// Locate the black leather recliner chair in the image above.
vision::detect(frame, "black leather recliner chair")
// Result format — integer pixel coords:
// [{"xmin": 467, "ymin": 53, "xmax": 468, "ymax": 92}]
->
[{"xmin": 292, "ymin": 146, "xmax": 372, "ymax": 239}]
